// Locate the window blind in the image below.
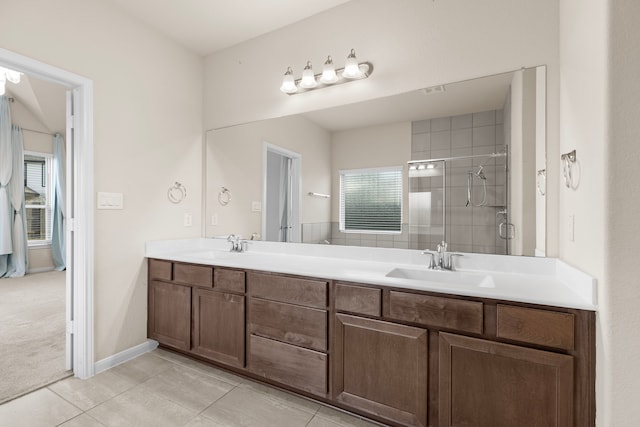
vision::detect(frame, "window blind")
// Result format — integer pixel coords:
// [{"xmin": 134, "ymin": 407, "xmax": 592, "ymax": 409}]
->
[
  {"xmin": 339, "ymin": 167, "xmax": 402, "ymax": 233},
  {"xmin": 24, "ymin": 152, "xmax": 53, "ymax": 243}
]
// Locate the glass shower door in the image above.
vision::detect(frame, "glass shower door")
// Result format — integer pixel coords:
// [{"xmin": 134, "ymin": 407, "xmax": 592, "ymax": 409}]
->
[{"xmin": 408, "ymin": 160, "xmax": 446, "ymax": 251}]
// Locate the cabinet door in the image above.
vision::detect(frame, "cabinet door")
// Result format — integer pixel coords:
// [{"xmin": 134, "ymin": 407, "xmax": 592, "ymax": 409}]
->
[
  {"xmin": 439, "ymin": 332, "xmax": 574, "ymax": 427},
  {"xmin": 148, "ymin": 280, "xmax": 191, "ymax": 351},
  {"xmin": 333, "ymin": 314, "xmax": 428, "ymax": 427},
  {"xmin": 192, "ymin": 288, "xmax": 245, "ymax": 368}
]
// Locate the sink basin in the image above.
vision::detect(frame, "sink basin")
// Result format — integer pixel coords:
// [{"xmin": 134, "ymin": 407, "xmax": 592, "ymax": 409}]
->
[{"xmin": 385, "ymin": 267, "xmax": 495, "ymax": 288}]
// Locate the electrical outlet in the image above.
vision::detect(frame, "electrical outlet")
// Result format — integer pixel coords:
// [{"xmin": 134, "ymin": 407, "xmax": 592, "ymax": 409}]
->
[
  {"xmin": 184, "ymin": 213, "xmax": 193, "ymax": 227},
  {"xmin": 251, "ymin": 201, "xmax": 262, "ymax": 212}
]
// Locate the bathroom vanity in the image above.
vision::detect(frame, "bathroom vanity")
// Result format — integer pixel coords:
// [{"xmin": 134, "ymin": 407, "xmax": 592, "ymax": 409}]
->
[{"xmin": 146, "ymin": 239, "xmax": 596, "ymax": 427}]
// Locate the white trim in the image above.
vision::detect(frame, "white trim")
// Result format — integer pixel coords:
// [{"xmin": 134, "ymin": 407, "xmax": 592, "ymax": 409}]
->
[
  {"xmin": 339, "ymin": 165, "xmax": 403, "ymax": 175},
  {"xmin": 0, "ymin": 47, "xmax": 95, "ymax": 379},
  {"xmin": 94, "ymin": 340, "xmax": 159, "ymax": 374}
]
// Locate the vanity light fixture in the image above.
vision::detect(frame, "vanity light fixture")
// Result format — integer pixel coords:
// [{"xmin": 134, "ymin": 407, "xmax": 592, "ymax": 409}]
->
[
  {"xmin": 0, "ymin": 66, "xmax": 22, "ymax": 96},
  {"xmin": 280, "ymin": 49, "xmax": 373, "ymax": 95}
]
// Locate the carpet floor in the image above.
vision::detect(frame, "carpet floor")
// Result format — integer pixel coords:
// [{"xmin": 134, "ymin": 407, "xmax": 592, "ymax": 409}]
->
[{"xmin": 0, "ymin": 271, "xmax": 71, "ymax": 404}]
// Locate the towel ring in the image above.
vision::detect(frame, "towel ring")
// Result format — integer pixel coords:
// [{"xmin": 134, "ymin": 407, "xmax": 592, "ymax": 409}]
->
[
  {"xmin": 168, "ymin": 182, "xmax": 186, "ymax": 204},
  {"xmin": 218, "ymin": 187, "xmax": 231, "ymax": 206}
]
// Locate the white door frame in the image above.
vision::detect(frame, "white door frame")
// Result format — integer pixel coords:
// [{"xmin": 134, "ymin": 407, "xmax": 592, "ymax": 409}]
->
[
  {"xmin": 262, "ymin": 142, "xmax": 301, "ymax": 243},
  {"xmin": 0, "ymin": 48, "xmax": 95, "ymax": 379}
]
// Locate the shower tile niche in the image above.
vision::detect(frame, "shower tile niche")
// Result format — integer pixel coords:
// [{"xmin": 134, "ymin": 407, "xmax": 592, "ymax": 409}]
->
[{"xmin": 410, "ymin": 109, "xmax": 508, "ymax": 255}]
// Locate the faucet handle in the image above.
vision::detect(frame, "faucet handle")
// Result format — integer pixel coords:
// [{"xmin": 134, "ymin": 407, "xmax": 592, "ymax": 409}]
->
[
  {"xmin": 447, "ymin": 253, "xmax": 464, "ymax": 271},
  {"xmin": 422, "ymin": 250, "xmax": 438, "ymax": 269}
]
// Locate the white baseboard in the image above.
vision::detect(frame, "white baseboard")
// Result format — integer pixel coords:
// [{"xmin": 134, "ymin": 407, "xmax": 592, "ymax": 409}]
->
[{"xmin": 94, "ymin": 339, "xmax": 159, "ymax": 375}]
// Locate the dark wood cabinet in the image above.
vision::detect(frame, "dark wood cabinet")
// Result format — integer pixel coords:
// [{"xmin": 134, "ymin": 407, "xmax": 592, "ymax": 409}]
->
[
  {"xmin": 148, "ymin": 280, "xmax": 191, "ymax": 351},
  {"xmin": 439, "ymin": 332, "xmax": 574, "ymax": 427},
  {"xmin": 247, "ymin": 272, "xmax": 329, "ymax": 397},
  {"xmin": 192, "ymin": 288, "xmax": 245, "ymax": 368},
  {"xmin": 148, "ymin": 259, "xmax": 594, "ymax": 427},
  {"xmin": 333, "ymin": 314, "xmax": 428, "ymax": 427}
]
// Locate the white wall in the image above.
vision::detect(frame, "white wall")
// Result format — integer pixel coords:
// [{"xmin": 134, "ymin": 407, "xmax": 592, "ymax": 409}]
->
[
  {"xmin": 559, "ymin": 0, "xmax": 640, "ymax": 425},
  {"xmin": 605, "ymin": 1, "xmax": 640, "ymax": 425},
  {"xmin": 206, "ymin": 114, "xmax": 331, "ymax": 239},
  {"xmin": 0, "ymin": 0, "xmax": 204, "ymax": 361}
]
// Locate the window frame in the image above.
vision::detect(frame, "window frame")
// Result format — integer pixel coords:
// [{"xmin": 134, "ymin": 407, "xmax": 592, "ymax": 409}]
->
[
  {"xmin": 339, "ymin": 165, "xmax": 403, "ymax": 235},
  {"xmin": 24, "ymin": 150, "xmax": 54, "ymax": 247}
]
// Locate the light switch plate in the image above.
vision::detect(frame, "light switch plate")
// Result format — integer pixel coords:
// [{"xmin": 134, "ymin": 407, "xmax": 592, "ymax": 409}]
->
[
  {"xmin": 97, "ymin": 192, "xmax": 124, "ymax": 210},
  {"xmin": 251, "ymin": 201, "xmax": 262, "ymax": 212}
]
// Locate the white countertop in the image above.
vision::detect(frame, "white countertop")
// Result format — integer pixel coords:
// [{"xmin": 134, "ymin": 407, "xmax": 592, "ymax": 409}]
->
[{"xmin": 145, "ymin": 238, "xmax": 597, "ymax": 311}]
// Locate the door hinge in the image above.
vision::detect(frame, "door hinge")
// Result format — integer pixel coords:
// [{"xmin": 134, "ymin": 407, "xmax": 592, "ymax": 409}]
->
[
  {"xmin": 68, "ymin": 218, "xmax": 76, "ymax": 231},
  {"xmin": 66, "ymin": 321, "xmax": 74, "ymax": 335},
  {"xmin": 69, "ymin": 114, "xmax": 77, "ymax": 129}
]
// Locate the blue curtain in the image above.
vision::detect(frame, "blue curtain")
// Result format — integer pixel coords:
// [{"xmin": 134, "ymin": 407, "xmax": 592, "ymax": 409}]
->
[
  {"xmin": 51, "ymin": 134, "xmax": 66, "ymax": 271},
  {"xmin": 7, "ymin": 126, "xmax": 27, "ymax": 277},
  {"xmin": 0, "ymin": 96, "xmax": 13, "ymax": 277}
]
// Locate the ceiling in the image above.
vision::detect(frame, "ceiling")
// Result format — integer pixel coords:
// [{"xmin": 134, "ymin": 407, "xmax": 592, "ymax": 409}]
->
[{"xmin": 101, "ymin": 0, "xmax": 352, "ymax": 56}]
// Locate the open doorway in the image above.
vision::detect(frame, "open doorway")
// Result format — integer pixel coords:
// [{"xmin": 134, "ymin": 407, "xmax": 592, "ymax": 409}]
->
[
  {"xmin": 0, "ymin": 67, "xmax": 69, "ymax": 404},
  {"xmin": 263, "ymin": 143, "xmax": 301, "ymax": 242},
  {"xmin": 0, "ymin": 48, "xmax": 94, "ymax": 400}
]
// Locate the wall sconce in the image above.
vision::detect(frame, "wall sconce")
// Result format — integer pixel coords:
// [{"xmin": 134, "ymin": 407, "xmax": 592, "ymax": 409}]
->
[{"xmin": 280, "ymin": 49, "xmax": 373, "ymax": 95}]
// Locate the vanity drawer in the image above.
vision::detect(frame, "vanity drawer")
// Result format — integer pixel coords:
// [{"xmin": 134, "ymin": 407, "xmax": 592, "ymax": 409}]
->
[
  {"xmin": 497, "ymin": 305, "xmax": 575, "ymax": 350},
  {"xmin": 214, "ymin": 268, "xmax": 245, "ymax": 294},
  {"xmin": 174, "ymin": 263, "xmax": 213, "ymax": 288},
  {"xmin": 386, "ymin": 291, "xmax": 483, "ymax": 334},
  {"xmin": 249, "ymin": 334, "xmax": 327, "ymax": 396},
  {"xmin": 335, "ymin": 283, "xmax": 381, "ymax": 317},
  {"xmin": 250, "ymin": 298, "xmax": 327, "ymax": 352},
  {"xmin": 148, "ymin": 259, "xmax": 172, "ymax": 281},
  {"xmin": 248, "ymin": 272, "xmax": 327, "ymax": 309}
]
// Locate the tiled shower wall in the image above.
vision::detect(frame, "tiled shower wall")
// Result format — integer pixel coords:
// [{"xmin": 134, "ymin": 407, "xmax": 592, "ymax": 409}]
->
[{"xmin": 410, "ymin": 110, "xmax": 508, "ymax": 255}]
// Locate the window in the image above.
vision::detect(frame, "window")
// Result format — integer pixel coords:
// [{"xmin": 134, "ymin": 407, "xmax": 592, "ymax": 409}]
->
[
  {"xmin": 24, "ymin": 152, "xmax": 53, "ymax": 245},
  {"xmin": 339, "ymin": 166, "xmax": 403, "ymax": 233}
]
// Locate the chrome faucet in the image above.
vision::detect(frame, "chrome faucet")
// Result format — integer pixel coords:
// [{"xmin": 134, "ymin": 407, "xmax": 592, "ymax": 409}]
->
[
  {"xmin": 227, "ymin": 234, "xmax": 248, "ymax": 252},
  {"xmin": 422, "ymin": 240, "xmax": 463, "ymax": 271}
]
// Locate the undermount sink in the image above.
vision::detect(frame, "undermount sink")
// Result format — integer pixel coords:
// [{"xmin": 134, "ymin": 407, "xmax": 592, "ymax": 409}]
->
[{"xmin": 385, "ymin": 267, "xmax": 496, "ymax": 288}]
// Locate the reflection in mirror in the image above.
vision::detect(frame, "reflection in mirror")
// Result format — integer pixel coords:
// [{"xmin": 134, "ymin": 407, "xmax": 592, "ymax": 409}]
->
[{"xmin": 206, "ymin": 67, "xmax": 546, "ymax": 256}]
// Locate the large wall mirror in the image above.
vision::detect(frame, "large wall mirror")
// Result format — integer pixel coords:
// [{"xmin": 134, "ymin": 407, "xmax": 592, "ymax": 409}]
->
[{"xmin": 205, "ymin": 66, "xmax": 546, "ymax": 257}]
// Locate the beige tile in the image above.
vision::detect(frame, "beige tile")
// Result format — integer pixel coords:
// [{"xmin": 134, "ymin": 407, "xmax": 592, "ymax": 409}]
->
[
  {"xmin": 110, "ymin": 352, "xmax": 173, "ymax": 384},
  {"xmin": 58, "ymin": 413, "xmax": 106, "ymax": 426},
  {"xmin": 86, "ymin": 385, "xmax": 197, "ymax": 427},
  {"xmin": 138, "ymin": 364, "xmax": 235, "ymax": 412},
  {"xmin": 315, "ymin": 405, "xmax": 381, "ymax": 427},
  {"xmin": 0, "ymin": 388, "xmax": 82, "ymax": 427},
  {"xmin": 238, "ymin": 378, "xmax": 321, "ymax": 414},
  {"xmin": 201, "ymin": 386, "xmax": 314, "ymax": 427},
  {"xmin": 48, "ymin": 369, "xmax": 138, "ymax": 410},
  {"xmin": 184, "ymin": 415, "xmax": 226, "ymax": 427},
  {"xmin": 152, "ymin": 349, "xmax": 244, "ymax": 385}
]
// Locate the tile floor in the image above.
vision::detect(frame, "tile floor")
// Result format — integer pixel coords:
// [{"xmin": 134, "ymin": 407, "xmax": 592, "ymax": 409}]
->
[{"xmin": 0, "ymin": 349, "xmax": 382, "ymax": 427}]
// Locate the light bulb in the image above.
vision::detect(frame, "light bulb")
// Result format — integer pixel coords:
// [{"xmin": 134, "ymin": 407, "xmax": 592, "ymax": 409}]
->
[
  {"xmin": 299, "ymin": 61, "xmax": 317, "ymax": 89},
  {"xmin": 417, "ymin": 164, "xmax": 426, "ymax": 170},
  {"xmin": 319, "ymin": 56, "xmax": 338, "ymax": 84},
  {"xmin": 279, "ymin": 67, "xmax": 297, "ymax": 94},
  {"xmin": 5, "ymin": 69, "xmax": 21, "ymax": 84},
  {"xmin": 426, "ymin": 163, "xmax": 436, "ymax": 169},
  {"xmin": 342, "ymin": 48, "xmax": 364, "ymax": 79}
]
